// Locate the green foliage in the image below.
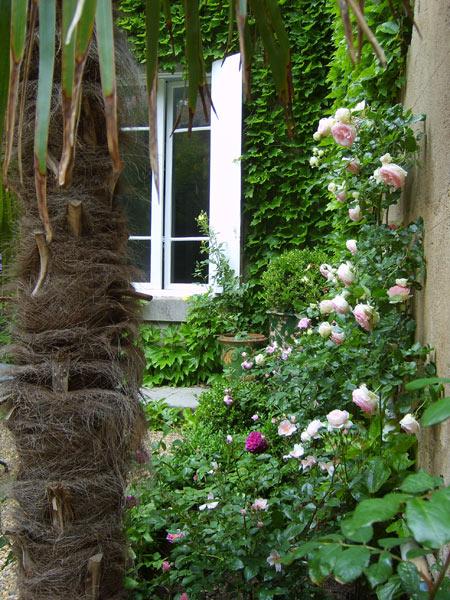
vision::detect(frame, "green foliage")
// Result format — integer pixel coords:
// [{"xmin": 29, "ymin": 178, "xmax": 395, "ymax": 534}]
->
[
  {"xmin": 261, "ymin": 248, "xmax": 330, "ymax": 313},
  {"xmin": 325, "ymin": 0, "xmax": 412, "ymax": 107}
]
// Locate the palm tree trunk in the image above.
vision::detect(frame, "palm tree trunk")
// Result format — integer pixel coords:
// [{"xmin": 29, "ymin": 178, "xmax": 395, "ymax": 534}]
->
[{"xmin": 2, "ymin": 35, "xmax": 145, "ymax": 600}]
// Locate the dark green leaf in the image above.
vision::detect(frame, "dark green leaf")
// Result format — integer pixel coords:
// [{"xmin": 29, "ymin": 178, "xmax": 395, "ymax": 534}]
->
[
  {"xmin": 364, "ymin": 457, "xmax": 391, "ymax": 493},
  {"xmin": 405, "ymin": 488, "xmax": 450, "ymax": 548},
  {"xmin": 421, "ymin": 398, "xmax": 450, "ymax": 427},
  {"xmin": 405, "ymin": 377, "xmax": 450, "ymax": 391},
  {"xmin": 400, "ymin": 471, "xmax": 443, "ymax": 494},
  {"xmin": 397, "ymin": 561, "xmax": 421, "ymax": 595},
  {"xmin": 333, "ymin": 546, "xmax": 371, "ymax": 583},
  {"xmin": 365, "ymin": 552, "xmax": 392, "ymax": 587}
]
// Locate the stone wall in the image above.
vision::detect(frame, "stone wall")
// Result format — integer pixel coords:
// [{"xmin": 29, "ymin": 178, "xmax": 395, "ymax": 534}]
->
[{"xmin": 401, "ymin": 0, "xmax": 450, "ymax": 481}]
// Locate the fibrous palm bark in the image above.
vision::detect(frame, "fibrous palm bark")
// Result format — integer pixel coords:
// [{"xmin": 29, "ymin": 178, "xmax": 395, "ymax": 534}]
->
[{"xmin": 1, "ymin": 35, "xmax": 145, "ymax": 600}]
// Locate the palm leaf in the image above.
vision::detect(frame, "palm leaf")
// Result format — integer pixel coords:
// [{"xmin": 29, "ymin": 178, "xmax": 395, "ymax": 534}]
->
[
  {"xmin": 0, "ymin": 0, "xmax": 11, "ymax": 161},
  {"xmin": 235, "ymin": 0, "xmax": 252, "ymax": 99},
  {"xmin": 183, "ymin": 0, "xmax": 207, "ymax": 130},
  {"xmin": 145, "ymin": 0, "xmax": 160, "ymax": 196},
  {"xmin": 339, "ymin": 0, "xmax": 356, "ymax": 65},
  {"xmin": 59, "ymin": 0, "xmax": 97, "ymax": 186},
  {"xmin": 401, "ymin": 0, "xmax": 421, "ymax": 38},
  {"xmin": 346, "ymin": 0, "xmax": 386, "ymax": 66},
  {"xmin": 34, "ymin": 0, "xmax": 56, "ymax": 243},
  {"xmin": 161, "ymin": 0, "xmax": 175, "ymax": 56},
  {"xmin": 96, "ymin": 0, "xmax": 122, "ymax": 184},
  {"xmin": 17, "ymin": 0, "xmax": 37, "ymax": 185},
  {"xmin": 3, "ymin": 0, "xmax": 28, "ymax": 182}
]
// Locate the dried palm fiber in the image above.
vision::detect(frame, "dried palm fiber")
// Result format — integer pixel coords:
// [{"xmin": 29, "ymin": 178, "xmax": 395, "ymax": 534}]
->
[{"xmin": 0, "ymin": 17, "xmax": 148, "ymax": 600}]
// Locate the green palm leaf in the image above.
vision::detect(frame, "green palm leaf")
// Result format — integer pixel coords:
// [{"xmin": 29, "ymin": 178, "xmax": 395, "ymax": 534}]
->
[{"xmin": 34, "ymin": 0, "xmax": 56, "ymax": 243}]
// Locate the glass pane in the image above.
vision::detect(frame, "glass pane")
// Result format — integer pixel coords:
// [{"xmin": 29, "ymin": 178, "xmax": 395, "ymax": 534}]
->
[
  {"xmin": 173, "ymin": 86, "xmax": 210, "ymax": 129},
  {"xmin": 119, "ymin": 81, "xmax": 148, "ymax": 128},
  {"xmin": 171, "ymin": 130, "xmax": 210, "ymax": 237},
  {"xmin": 128, "ymin": 239, "xmax": 151, "ymax": 282},
  {"xmin": 116, "ymin": 130, "xmax": 151, "ymax": 236},
  {"xmin": 171, "ymin": 241, "xmax": 207, "ymax": 284}
]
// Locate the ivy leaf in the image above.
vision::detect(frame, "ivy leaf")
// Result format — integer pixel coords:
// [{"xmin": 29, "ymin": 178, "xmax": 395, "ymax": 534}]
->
[
  {"xmin": 230, "ymin": 558, "xmax": 244, "ymax": 570},
  {"xmin": 400, "ymin": 471, "xmax": 443, "ymax": 494},
  {"xmin": 333, "ymin": 546, "xmax": 371, "ymax": 583},
  {"xmin": 405, "ymin": 488, "xmax": 450, "ymax": 548},
  {"xmin": 421, "ymin": 398, "xmax": 450, "ymax": 427}
]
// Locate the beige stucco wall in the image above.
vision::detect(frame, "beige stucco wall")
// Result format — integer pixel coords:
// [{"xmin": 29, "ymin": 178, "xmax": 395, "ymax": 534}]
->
[{"xmin": 400, "ymin": 0, "xmax": 450, "ymax": 481}]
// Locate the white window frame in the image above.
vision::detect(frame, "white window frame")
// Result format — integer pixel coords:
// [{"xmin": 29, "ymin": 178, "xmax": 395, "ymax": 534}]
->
[{"xmin": 127, "ymin": 53, "xmax": 242, "ymax": 297}]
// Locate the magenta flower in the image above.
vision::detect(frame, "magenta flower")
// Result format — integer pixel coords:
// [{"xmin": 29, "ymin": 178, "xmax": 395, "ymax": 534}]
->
[
  {"xmin": 162, "ymin": 561, "xmax": 171, "ymax": 572},
  {"xmin": 245, "ymin": 431, "xmax": 268, "ymax": 453},
  {"xmin": 298, "ymin": 317, "xmax": 312, "ymax": 330},
  {"xmin": 166, "ymin": 531, "xmax": 185, "ymax": 543}
]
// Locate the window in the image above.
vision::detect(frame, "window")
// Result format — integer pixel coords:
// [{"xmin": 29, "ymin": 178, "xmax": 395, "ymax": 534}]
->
[{"xmin": 119, "ymin": 54, "xmax": 242, "ymax": 296}]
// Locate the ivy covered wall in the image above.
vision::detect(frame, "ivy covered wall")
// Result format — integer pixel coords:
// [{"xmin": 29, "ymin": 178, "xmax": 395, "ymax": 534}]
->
[{"xmin": 117, "ymin": 0, "xmax": 334, "ymax": 281}]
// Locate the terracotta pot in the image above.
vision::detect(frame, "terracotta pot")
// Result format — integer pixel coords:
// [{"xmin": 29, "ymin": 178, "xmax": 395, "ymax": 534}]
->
[{"xmin": 217, "ymin": 333, "xmax": 267, "ymax": 367}]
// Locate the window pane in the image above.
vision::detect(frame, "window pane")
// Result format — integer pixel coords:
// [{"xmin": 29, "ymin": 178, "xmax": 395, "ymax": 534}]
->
[
  {"xmin": 173, "ymin": 86, "xmax": 210, "ymax": 129},
  {"xmin": 119, "ymin": 82, "xmax": 148, "ymax": 128},
  {"xmin": 117, "ymin": 130, "xmax": 151, "ymax": 236},
  {"xmin": 171, "ymin": 130, "xmax": 210, "ymax": 237},
  {"xmin": 128, "ymin": 239, "xmax": 151, "ymax": 282},
  {"xmin": 171, "ymin": 241, "xmax": 207, "ymax": 284}
]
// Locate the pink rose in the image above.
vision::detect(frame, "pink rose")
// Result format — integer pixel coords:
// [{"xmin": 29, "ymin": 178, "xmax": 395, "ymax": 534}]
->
[
  {"xmin": 332, "ymin": 295, "xmax": 351, "ymax": 314},
  {"xmin": 241, "ymin": 360, "xmax": 253, "ymax": 370},
  {"xmin": 278, "ymin": 419, "xmax": 297, "ymax": 437},
  {"xmin": 375, "ymin": 163, "xmax": 407, "ymax": 189},
  {"xmin": 298, "ymin": 317, "xmax": 312, "ymax": 329},
  {"xmin": 336, "ymin": 190, "xmax": 347, "ymax": 202},
  {"xmin": 331, "ymin": 329, "xmax": 345, "ymax": 345},
  {"xmin": 166, "ymin": 531, "xmax": 185, "ymax": 543},
  {"xmin": 301, "ymin": 419, "xmax": 323, "ymax": 442},
  {"xmin": 337, "ymin": 262, "xmax": 354, "ymax": 286},
  {"xmin": 352, "ymin": 384, "xmax": 378, "ymax": 414},
  {"xmin": 180, "ymin": 594, "xmax": 189, "ymax": 600},
  {"xmin": 251, "ymin": 414, "xmax": 259, "ymax": 422},
  {"xmin": 245, "ymin": 431, "xmax": 268, "ymax": 453},
  {"xmin": 223, "ymin": 394, "xmax": 233, "ymax": 406},
  {"xmin": 346, "ymin": 239, "xmax": 357, "ymax": 255},
  {"xmin": 320, "ymin": 263, "xmax": 333, "ymax": 279},
  {"xmin": 319, "ymin": 299, "xmax": 334, "ymax": 315},
  {"xmin": 348, "ymin": 205, "xmax": 362, "ymax": 221},
  {"xmin": 353, "ymin": 304, "xmax": 380, "ymax": 332},
  {"xmin": 316, "ymin": 117, "xmax": 335, "ymax": 137},
  {"xmin": 301, "ymin": 455, "xmax": 317, "ymax": 471},
  {"xmin": 331, "ymin": 122, "xmax": 356, "ymax": 147},
  {"xmin": 162, "ymin": 561, "xmax": 171, "ymax": 572},
  {"xmin": 400, "ymin": 414, "xmax": 420, "ymax": 434},
  {"xmin": 346, "ymin": 159, "xmax": 361, "ymax": 174},
  {"xmin": 387, "ymin": 284, "xmax": 411, "ymax": 303},
  {"xmin": 327, "ymin": 409, "xmax": 351, "ymax": 429},
  {"xmin": 251, "ymin": 498, "xmax": 269, "ymax": 511}
]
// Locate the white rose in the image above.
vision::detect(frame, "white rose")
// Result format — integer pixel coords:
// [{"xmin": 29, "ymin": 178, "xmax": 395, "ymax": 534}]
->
[
  {"xmin": 400, "ymin": 414, "xmax": 420, "ymax": 435},
  {"xmin": 318, "ymin": 322, "xmax": 332, "ymax": 338},
  {"xmin": 335, "ymin": 107, "xmax": 352, "ymax": 124}
]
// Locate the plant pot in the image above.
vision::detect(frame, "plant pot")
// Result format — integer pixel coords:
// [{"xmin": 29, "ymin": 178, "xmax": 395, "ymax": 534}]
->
[
  {"xmin": 217, "ymin": 333, "xmax": 268, "ymax": 368},
  {"xmin": 267, "ymin": 310, "xmax": 298, "ymax": 346}
]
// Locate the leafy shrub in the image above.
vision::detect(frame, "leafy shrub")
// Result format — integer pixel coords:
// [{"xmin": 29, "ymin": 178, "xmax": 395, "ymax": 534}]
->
[
  {"xmin": 192, "ymin": 379, "xmax": 270, "ymax": 435},
  {"xmin": 261, "ymin": 248, "xmax": 330, "ymax": 313}
]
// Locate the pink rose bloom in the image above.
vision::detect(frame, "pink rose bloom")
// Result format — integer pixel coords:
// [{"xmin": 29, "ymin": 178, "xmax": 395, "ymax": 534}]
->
[
  {"xmin": 267, "ymin": 550, "xmax": 282, "ymax": 572},
  {"xmin": 298, "ymin": 317, "xmax": 312, "ymax": 329},
  {"xmin": 319, "ymin": 299, "xmax": 334, "ymax": 315},
  {"xmin": 375, "ymin": 163, "xmax": 407, "ymax": 189},
  {"xmin": 346, "ymin": 159, "xmax": 360, "ymax": 174},
  {"xmin": 166, "ymin": 531, "xmax": 185, "ymax": 543},
  {"xmin": 353, "ymin": 304, "xmax": 380, "ymax": 332},
  {"xmin": 278, "ymin": 419, "xmax": 297, "ymax": 437},
  {"xmin": 348, "ymin": 205, "xmax": 362, "ymax": 221},
  {"xmin": 226, "ymin": 434, "xmax": 233, "ymax": 444},
  {"xmin": 387, "ymin": 284, "xmax": 411, "ymax": 303},
  {"xmin": 331, "ymin": 330, "xmax": 345, "ymax": 345},
  {"xmin": 251, "ymin": 498, "xmax": 269, "ymax": 511},
  {"xmin": 316, "ymin": 116, "xmax": 335, "ymax": 137},
  {"xmin": 336, "ymin": 190, "xmax": 347, "ymax": 202},
  {"xmin": 337, "ymin": 262, "xmax": 354, "ymax": 286},
  {"xmin": 301, "ymin": 455, "xmax": 317, "ymax": 471},
  {"xmin": 283, "ymin": 443, "xmax": 305, "ymax": 460},
  {"xmin": 331, "ymin": 122, "xmax": 357, "ymax": 147},
  {"xmin": 241, "ymin": 360, "xmax": 253, "ymax": 370},
  {"xmin": 251, "ymin": 414, "xmax": 259, "ymax": 422},
  {"xmin": 281, "ymin": 347, "xmax": 291, "ymax": 360},
  {"xmin": 265, "ymin": 343, "xmax": 277, "ymax": 354},
  {"xmin": 245, "ymin": 431, "xmax": 268, "ymax": 453},
  {"xmin": 223, "ymin": 394, "xmax": 233, "ymax": 406},
  {"xmin": 301, "ymin": 419, "xmax": 323, "ymax": 442},
  {"xmin": 180, "ymin": 593, "xmax": 189, "ymax": 600},
  {"xmin": 327, "ymin": 409, "xmax": 351, "ymax": 429},
  {"xmin": 319, "ymin": 461, "xmax": 336, "ymax": 476},
  {"xmin": 162, "ymin": 561, "xmax": 171, "ymax": 573},
  {"xmin": 332, "ymin": 295, "xmax": 351, "ymax": 314},
  {"xmin": 320, "ymin": 263, "xmax": 333, "ymax": 279},
  {"xmin": 352, "ymin": 384, "xmax": 378, "ymax": 415},
  {"xmin": 318, "ymin": 322, "xmax": 332, "ymax": 338},
  {"xmin": 346, "ymin": 239, "xmax": 357, "ymax": 255},
  {"xmin": 400, "ymin": 414, "xmax": 420, "ymax": 434}
]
